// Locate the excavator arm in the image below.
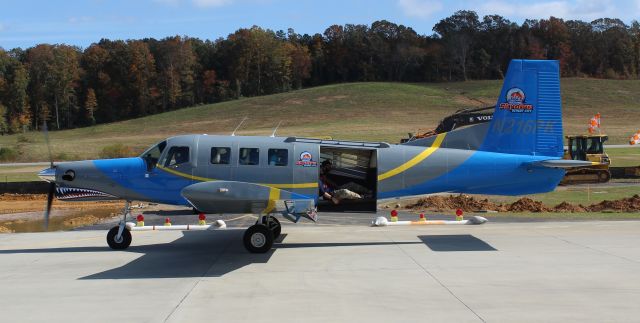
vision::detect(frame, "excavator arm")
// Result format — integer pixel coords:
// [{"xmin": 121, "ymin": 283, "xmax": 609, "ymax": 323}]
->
[{"xmin": 402, "ymin": 106, "xmax": 494, "ymax": 143}]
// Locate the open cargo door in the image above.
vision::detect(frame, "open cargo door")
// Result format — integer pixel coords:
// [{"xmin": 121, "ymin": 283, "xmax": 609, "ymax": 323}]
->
[{"xmin": 317, "ymin": 146, "xmax": 377, "ymax": 212}]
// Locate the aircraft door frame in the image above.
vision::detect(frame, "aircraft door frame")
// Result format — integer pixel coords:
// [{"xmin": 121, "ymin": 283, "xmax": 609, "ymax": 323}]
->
[{"xmin": 292, "ymin": 143, "xmax": 320, "ymax": 199}]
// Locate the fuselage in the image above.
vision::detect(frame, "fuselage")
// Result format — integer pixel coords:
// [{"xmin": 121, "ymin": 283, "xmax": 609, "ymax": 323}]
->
[{"xmin": 47, "ymin": 132, "xmax": 565, "ymax": 208}]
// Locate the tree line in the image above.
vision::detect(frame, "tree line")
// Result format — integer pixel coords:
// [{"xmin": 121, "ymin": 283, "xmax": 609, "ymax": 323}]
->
[{"xmin": 0, "ymin": 10, "xmax": 639, "ymax": 133}]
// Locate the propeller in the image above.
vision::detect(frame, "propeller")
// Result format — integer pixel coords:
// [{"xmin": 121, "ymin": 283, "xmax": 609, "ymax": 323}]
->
[{"xmin": 42, "ymin": 121, "xmax": 56, "ymax": 229}]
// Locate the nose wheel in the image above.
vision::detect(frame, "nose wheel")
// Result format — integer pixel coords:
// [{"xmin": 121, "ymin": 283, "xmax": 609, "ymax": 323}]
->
[
  {"xmin": 107, "ymin": 200, "xmax": 132, "ymax": 250},
  {"xmin": 107, "ymin": 226, "xmax": 132, "ymax": 249}
]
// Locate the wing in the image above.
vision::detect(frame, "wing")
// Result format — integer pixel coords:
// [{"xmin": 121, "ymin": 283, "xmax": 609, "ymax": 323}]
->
[{"xmin": 181, "ymin": 181, "xmax": 316, "ymax": 222}]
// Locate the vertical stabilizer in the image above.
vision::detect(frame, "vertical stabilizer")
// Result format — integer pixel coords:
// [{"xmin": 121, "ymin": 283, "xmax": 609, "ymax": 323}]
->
[{"xmin": 479, "ymin": 60, "xmax": 563, "ymax": 157}]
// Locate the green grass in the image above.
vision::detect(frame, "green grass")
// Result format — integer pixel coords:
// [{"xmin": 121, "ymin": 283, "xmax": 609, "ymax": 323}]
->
[
  {"xmin": 483, "ymin": 185, "xmax": 639, "ymax": 206},
  {"xmin": 607, "ymin": 147, "xmax": 640, "ymax": 167},
  {"xmin": 1, "ymin": 78, "xmax": 640, "ymax": 163},
  {"xmin": 0, "ymin": 165, "xmax": 43, "ymax": 182}
]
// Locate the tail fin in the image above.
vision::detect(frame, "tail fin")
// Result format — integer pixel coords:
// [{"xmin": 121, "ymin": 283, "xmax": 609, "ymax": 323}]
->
[{"xmin": 479, "ymin": 59, "xmax": 563, "ymax": 157}]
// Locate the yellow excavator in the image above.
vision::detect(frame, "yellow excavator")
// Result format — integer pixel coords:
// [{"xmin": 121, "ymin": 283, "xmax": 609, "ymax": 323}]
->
[{"xmin": 560, "ymin": 134, "xmax": 611, "ymax": 184}]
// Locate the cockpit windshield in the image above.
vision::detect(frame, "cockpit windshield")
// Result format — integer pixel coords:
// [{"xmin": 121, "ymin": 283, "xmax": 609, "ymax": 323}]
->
[{"xmin": 140, "ymin": 141, "xmax": 167, "ymax": 171}]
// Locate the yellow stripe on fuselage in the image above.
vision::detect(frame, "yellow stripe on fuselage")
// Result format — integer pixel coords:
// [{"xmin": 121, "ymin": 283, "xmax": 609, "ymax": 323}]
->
[
  {"xmin": 156, "ymin": 165, "xmax": 318, "ymax": 189},
  {"xmin": 158, "ymin": 133, "xmax": 446, "ymax": 189},
  {"xmin": 156, "ymin": 165, "xmax": 212, "ymax": 182},
  {"xmin": 377, "ymin": 133, "xmax": 446, "ymax": 181},
  {"xmin": 263, "ymin": 187, "xmax": 281, "ymax": 214}
]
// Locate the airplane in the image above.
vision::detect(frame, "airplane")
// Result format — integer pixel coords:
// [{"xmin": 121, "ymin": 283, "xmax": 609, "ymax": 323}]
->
[{"xmin": 37, "ymin": 59, "xmax": 593, "ymax": 253}]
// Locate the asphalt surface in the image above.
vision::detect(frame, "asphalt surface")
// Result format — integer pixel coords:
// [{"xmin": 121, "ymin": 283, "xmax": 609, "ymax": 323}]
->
[{"xmin": 2, "ymin": 215, "xmax": 640, "ymax": 322}]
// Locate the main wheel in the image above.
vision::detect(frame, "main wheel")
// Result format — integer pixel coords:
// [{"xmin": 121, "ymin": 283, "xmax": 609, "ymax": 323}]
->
[
  {"xmin": 260, "ymin": 216, "xmax": 281, "ymax": 239},
  {"xmin": 243, "ymin": 224, "xmax": 274, "ymax": 253},
  {"xmin": 107, "ymin": 226, "xmax": 132, "ymax": 250}
]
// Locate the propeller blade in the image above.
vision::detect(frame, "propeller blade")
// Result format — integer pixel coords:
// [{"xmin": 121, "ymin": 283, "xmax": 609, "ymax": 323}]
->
[
  {"xmin": 44, "ymin": 177, "xmax": 56, "ymax": 230},
  {"xmin": 43, "ymin": 121, "xmax": 53, "ymax": 168}
]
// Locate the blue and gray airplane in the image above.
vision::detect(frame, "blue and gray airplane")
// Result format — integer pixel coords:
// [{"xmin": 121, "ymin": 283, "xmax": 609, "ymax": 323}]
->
[{"xmin": 38, "ymin": 59, "xmax": 590, "ymax": 253}]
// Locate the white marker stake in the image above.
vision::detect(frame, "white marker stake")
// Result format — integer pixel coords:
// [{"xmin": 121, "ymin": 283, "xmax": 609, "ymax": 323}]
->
[
  {"xmin": 125, "ymin": 220, "xmax": 227, "ymax": 231},
  {"xmin": 371, "ymin": 216, "xmax": 487, "ymax": 227}
]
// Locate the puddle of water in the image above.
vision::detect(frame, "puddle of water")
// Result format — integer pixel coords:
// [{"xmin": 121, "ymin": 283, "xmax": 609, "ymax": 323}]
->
[{"xmin": 0, "ymin": 208, "xmax": 119, "ymax": 233}]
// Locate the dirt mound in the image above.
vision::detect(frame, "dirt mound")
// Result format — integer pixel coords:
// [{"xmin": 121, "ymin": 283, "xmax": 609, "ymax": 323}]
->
[
  {"xmin": 406, "ymin": 194, "xmax": 640, "ymax": 213},
  {"xmin": 586, "ymin": 194, "xmax": 640, "ymax": 212},
  {"xmin": 507, "ymin": 198, "xmax": 550, "ymax": 212},
  {"xmin": 552, "ymin": 201, "xmax": 587, "ymax": 213},
  {"xmin": 406, "ymin": 195, "xmax": 505, "ymax": 212},
  {"xmin": 0, "ymin": 225, "xmax": 13, "ymax": 233}
]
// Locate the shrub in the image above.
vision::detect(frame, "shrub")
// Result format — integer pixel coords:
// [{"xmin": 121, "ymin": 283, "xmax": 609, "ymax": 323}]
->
[
  {"xmin": 0, "ymin": 147, "xmax": 17, "ymax": 162},
  {"xmin": 604, "ymin": 68, "xmax": 619, "ymax": 79},
  {"xmin": 16, "ymin": 135, "xmax": 34, "ymax": 143},
  {"xmin": 99, "ymin": 143, "xmax": 135, "ymax": 159}
]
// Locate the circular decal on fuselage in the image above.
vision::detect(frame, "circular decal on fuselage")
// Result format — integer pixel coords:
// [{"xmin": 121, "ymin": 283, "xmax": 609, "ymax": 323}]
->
[{"xmin": 296, "ymin": 151, "xmax": 317, "ymax": 167}]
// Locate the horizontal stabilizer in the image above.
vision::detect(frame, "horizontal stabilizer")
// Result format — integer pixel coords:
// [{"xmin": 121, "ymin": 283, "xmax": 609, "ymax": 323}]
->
[{"xmin": 533, "ymin": 159, "xmax": 600, "ymax": 168}]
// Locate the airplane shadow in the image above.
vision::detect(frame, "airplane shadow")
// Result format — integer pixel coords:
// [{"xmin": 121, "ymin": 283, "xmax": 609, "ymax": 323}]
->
[
  {"xmin": 84, "ymin": 229, "xmax": 278, "ymax": 279},
  {"xmin": 418, "ymin": 234, "xmax": 497, "ymax": 252},
  {"xmin": 0, "ymin": 233, "xmax": 496, "ymax": 279}
]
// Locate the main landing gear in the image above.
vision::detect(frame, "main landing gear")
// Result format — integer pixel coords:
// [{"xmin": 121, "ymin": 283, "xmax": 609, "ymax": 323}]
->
[
  {"xmin": 107, "ymin": 200, "xmax": 132, "ymax": 250},
  {"xmin": 243, "ymin": 215, "xmax": 281, "ymax": 253},
  {"xmin": 105, "ymin": 202, "xmax": 282, "ymax": 253}
]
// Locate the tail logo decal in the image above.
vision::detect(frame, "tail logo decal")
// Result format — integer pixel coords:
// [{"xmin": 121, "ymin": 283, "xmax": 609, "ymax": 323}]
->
[{"xmin": 500, "ymin": 87, "xmax": 533, "ymax": 113}]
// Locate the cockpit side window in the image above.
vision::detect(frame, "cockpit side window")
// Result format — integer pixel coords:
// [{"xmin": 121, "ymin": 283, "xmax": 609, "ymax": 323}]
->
[
  {"xmin": 162, "ymin": 146, "xmax": 190, "ymax": 167},
  {"xmin": 141, "ymin": 141, "xmax": 167, "ymax": 171}
]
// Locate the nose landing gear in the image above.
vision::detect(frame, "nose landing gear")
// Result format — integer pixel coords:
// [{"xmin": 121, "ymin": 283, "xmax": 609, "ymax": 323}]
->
[{"xmin": 107, "ymin": 200, "xmax": 132, "ymax": 250}]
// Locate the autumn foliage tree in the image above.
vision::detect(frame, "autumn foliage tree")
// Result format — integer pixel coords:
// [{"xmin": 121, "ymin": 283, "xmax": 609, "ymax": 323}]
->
[{"xmin": 0, "ymin": 12, "xmax": 639, "ymax": 133}]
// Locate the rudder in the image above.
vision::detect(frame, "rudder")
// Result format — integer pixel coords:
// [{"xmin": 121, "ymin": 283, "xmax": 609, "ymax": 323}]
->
[{"xmin": 479, "ymin": 59, "xmax": 563, "ymax": 157}]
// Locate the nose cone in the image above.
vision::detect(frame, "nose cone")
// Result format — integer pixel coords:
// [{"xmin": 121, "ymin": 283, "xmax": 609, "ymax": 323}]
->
[{"xmin": 38, "ymin": 167, "xmax": 56, "ymax": 182}]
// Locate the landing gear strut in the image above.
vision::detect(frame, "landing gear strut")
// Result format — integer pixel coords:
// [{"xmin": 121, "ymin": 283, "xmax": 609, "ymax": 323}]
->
[
  {"xmin": 244, "ymin": 215, "xmax": 281, "ymax": 253},
  {"xmin": 261, "ymin": 215, "xmax": 281, "ymax": 239},
  {"xmin": 107, "ymin": 200, "xmax": 132, "ymax": 250}
]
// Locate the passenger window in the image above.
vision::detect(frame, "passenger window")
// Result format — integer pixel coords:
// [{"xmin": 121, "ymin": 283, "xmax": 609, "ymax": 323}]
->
[
  {"xmin": 162, "ymin": 146, "xmax": 190, "ymax": 167},
  {"xmin": 268, "ymin": 149, "xmax": 288, "ymax": 166},
  {"xmin": 239, "ymin": 148, "xmax": 259, "ymax": 165},
  {"xmin": 210, "ymin": 147, "xmax": 231, "ymax": 165}
]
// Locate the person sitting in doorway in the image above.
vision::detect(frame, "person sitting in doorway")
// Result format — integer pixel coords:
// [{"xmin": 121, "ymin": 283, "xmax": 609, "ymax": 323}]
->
[{"xmin": 319, "ymin": 159, "xmax": 368, "ymax": 204}]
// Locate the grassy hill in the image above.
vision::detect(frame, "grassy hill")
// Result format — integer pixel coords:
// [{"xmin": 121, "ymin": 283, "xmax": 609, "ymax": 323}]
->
[{"xmin": 1, "ymin": 78, "xmax": 639, "ymax": 163}]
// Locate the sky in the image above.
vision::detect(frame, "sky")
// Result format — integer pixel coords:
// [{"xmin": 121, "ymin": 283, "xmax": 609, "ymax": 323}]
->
[{"xmin": 1, "ymin": 0, "xmax": 639, "ymax": 49}]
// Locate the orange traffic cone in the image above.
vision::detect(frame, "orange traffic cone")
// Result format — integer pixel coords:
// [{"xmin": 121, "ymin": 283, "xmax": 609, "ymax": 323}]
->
[
  {"xmin": 198, "ymin": 213, "xmax": 206, "ymax": 225},
  {"xmin": 164, "ymin": 218, "xmax": 172, "ymax": 226}
]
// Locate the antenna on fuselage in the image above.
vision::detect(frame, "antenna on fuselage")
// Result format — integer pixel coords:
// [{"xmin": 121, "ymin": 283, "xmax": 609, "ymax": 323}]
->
[
  {"xmin": 270, "ymin": 121, "xmax": 283, "ymax": 137},
  {"xmin": 231, "ymin": 116, "xmax": 248, "ymax": 136}
]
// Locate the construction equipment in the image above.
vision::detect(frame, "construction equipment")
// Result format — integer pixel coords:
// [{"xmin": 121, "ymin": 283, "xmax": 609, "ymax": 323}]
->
[
  {"xmin": 401, "ymin": 106, "xmax": 494, "ymax": 143},
  {"xmin": 560, "ymin": 134, "xmax": 611, "ymax": 185}
]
